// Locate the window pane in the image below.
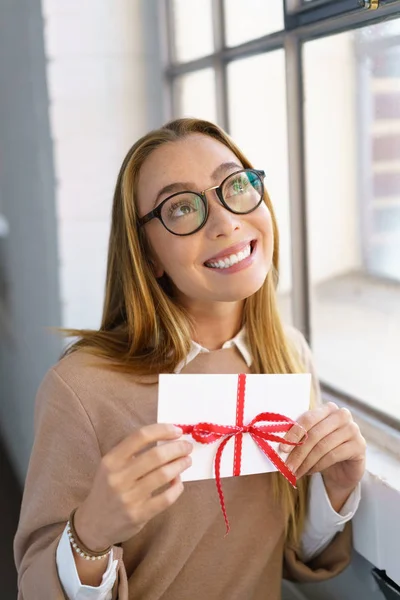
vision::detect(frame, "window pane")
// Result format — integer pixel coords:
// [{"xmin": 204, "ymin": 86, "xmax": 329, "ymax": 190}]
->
[
  {"xmin": 172, "ymin": 0, "xmax": 214, "ymax": 62},
  {"xmin": 175, "ymin": 68, "xmax": 217, "ymax": 123},
  {"xmin": 304, "ymin": 19, "xmax": 400, "ymax": 420},
  {"xmin": 228, "ymin": 51, "xmax": 292, "ymax": 324},
  {"xmin": 224, "ymin": 0, "xmax": 284, "ymax": 47}
]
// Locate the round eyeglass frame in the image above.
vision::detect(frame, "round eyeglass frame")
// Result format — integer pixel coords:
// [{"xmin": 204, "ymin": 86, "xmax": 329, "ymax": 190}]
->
[{"xmin": 138, "ymin": 168, "xmax": 266, "ymax": 236}]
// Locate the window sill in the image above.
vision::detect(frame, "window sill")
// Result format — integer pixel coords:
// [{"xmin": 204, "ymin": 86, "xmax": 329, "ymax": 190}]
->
[
  {"xmin": 321, "ymin": 389, "xmax": 400, "ymax": 585},
  {"xmin": 353, "ymin": 443, "xmax": 400, "ymax": 587}
]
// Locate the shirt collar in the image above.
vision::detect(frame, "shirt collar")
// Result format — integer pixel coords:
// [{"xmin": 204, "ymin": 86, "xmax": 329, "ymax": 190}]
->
[{"xmin": 175, "ymin": 326, "xmax": 252, "ymax": 373}]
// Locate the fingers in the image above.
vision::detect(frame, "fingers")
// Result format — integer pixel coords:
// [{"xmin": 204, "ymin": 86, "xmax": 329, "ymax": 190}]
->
[
  {"xmin": 133, "ymin": 454, "xmax": 192, "ymax": 499},
  {"xmin": 280, "ymin": 402, "xmax": 339, "ymax": 453},
  {"xmin": 282, "ymin": 406, "xmax": 353, "ymax": 473},
  {"xmin": 87, "ymin": 426, "xmax": 191, "ymax": 546},
  {"xmin": 120, "ymin": 476, "xmax": 186, "ymax": 529},
  {"xmin": 287, "ymin": 422, "xmax": 356, "ymax": 478},
  {"xmin": 305, "ymin": 440, "xmax": 363, "ymax": 476},
  {"xmin": 143, "ymin": 477, "xmax": 185, "ymax": 521},
  {"xmin": 123, "ymin": 439, "xmax": 193, "ymax": 481},
  {"xmin": 107, "ymin": 423, "xmax": 184, "ymax": 467}
]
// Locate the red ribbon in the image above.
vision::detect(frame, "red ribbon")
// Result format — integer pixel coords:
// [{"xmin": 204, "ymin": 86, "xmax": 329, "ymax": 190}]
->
[{"xmin": 176, "ymin": 373, "xmax": 306, "ymax": 534}]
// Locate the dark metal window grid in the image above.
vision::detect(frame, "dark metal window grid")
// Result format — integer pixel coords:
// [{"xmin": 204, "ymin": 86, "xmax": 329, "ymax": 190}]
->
[{"xmin": 163, "ymin": 0, "xmax": 400, "ymax": 431}]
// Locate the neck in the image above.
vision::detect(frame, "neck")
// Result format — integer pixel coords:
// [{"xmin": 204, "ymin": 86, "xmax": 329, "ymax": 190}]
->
[{"xmin": 186, "ymin": 300, "xmax": 244, "ymax": 351}]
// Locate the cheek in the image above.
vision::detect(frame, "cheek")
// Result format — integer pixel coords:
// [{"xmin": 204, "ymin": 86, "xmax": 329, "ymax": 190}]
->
[
  {"xmin": 144, "ymin": 227, "xmax": 173, "ymax": 273},
  {"xmin": 147, "ymin": 228, "xmax": 197, "ymax": 274},
  {"xmin": 255, "ymin": 205, "xmax": 274, "ymax": 243}
]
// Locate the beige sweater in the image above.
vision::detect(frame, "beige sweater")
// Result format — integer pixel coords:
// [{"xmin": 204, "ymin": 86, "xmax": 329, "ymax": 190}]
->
[{"xmin": 14, "ymin": 329, "xmax": 352, "ymax": 599}]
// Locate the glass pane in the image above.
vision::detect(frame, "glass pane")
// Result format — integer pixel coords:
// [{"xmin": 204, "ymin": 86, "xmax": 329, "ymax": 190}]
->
[
  {"xmin": 175, "ymin": 68, "xmax": 217, "ymax": 123},
  {"xmin": 304, "ymin": 19, "xmax": 400, "ymax": 421},
  {"xmin": 172, "ymin": 0, "xmax": 214, "ymax": 63},
  {"xmin": 224, "ymin": 0, "xmax": 284, "ymax": 47},
  {"xmin": 228, "ymin": 51, "xmax": 292, "ymax": 324}
]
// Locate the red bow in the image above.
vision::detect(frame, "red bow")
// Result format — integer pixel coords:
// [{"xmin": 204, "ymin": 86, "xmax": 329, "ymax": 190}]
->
[{"xmin": 177, "ymin": 373, "xmax": 306, "ymax": 534}]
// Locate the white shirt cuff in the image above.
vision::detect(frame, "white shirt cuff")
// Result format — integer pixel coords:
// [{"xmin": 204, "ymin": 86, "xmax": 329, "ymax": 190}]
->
[
  {"xmin": 300, "ymin": 472, "xmax": 361, "ymax": 562},
  {"xmin": 56, "ymin": 524, "xmax": 118, "ymax": 600}
]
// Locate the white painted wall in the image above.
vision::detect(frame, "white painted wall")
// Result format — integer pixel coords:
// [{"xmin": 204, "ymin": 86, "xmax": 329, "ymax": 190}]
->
[
  {"xmin": 0, "ymin": 0, "xmax": 62, "ymax": 481},
  {"xmin": 42, "ymin": 0, "xmax": 155, "ymax": 330}
]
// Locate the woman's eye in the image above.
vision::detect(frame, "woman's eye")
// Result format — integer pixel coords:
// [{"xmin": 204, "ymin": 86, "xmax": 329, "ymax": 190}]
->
[
  {"xmin": 178, "ymin": 205, "xmax": 193, "ymax": 215},
  {"xmin": 169, "ymin": 202, "xmax": 196, "ymax": 218},
  {"xmin": 229, "ymin": 177, "xmax": 249, "ymax": 195}
]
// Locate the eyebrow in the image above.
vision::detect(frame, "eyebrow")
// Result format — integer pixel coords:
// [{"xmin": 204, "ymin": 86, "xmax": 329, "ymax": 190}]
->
[{"xmin": 152, "ymin": 161, "xmax": 243, "ymax": 208}]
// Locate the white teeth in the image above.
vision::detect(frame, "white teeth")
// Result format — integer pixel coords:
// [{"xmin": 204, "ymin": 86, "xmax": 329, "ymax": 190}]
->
[{"xmin": 205, "ymin": 244, "xmax": 252, "ymax": 269}]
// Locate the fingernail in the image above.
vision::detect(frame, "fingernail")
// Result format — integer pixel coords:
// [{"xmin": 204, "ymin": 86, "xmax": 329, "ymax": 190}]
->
[
  {"xmin": 173, "ymin": 426, "xmax": 183, "ymax": 435},
  {"xmin": 280, "ymin": 444, "xmax": 291, "ymax": 453}
]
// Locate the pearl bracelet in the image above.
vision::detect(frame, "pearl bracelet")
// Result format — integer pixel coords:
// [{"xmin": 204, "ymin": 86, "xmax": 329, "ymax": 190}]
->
[{"xmin": 67, "ymin": 508, "xmax": 112, "ymax": 561}]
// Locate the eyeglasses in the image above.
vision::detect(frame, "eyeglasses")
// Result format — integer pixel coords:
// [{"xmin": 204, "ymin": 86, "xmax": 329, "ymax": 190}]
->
[{"xmin": 138, "ymin": 168, "xmax": 266, "ymax": 236}]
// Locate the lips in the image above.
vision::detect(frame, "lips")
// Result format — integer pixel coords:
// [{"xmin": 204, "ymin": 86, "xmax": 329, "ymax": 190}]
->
[{"xmin": 203, "ymin": 240, "xmax": 256, "ymax": 265}]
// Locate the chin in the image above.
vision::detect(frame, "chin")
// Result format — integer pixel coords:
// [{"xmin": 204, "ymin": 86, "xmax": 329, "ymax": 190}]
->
[
  {"xmin": 176, "ymin": 265, "xmax": 271, "ymax": 306},
  {"xmin": 215, "ymin": 277, "xmax": 268, "ymax": 303}
]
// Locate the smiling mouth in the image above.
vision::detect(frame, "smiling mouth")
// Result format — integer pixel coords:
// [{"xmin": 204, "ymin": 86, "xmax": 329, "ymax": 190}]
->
[{"xmin": 204, "ymin": 241, "xmax": 256, "ymax": 269}]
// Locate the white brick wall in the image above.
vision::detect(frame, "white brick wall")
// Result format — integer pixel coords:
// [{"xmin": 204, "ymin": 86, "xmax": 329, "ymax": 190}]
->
[{"xmin": 42, "ymin": 0, "xmax": 152, "ymax": 329}]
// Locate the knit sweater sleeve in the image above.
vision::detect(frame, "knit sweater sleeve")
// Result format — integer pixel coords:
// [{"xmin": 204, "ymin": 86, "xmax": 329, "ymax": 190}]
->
[
  {"xmin": 282, "ymin": 327, "xmax": 353, "ymax": 581},
  {"xmin": 14, "ymin": 368, "xmax": 129, "ymax": 600}
]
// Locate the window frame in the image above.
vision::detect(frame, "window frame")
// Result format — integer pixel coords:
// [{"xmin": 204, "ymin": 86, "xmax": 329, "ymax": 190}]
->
[{"xmin": 163, "ymin": 0, "xmax": 400, "ymax": 434}]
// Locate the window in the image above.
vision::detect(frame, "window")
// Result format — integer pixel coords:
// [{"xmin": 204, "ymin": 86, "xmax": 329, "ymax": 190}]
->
[
  {"xmin": 171, "ymin": 0, "xmax": 213, "ymax": 62},
  {"xmin": 357, "ymin": 19, "xmax": 400, "ymax": 282},
  {"xmin": 227, "ymin": 51, "xmax": 292, "ymax": 323},
  {"xmin": 304, "ymin": 22, "xmax": 400, "ymax": 421},
  {"xmin": 165, "ymin": 0, "xmax": 400, "ymax": 426},
  {"xmin": 174, "ymin": 68, "xmax": 217, "ymax": 122},
  {"xmin": 224, "ymin": 0, "xmax": 284, "ymax": 46}
]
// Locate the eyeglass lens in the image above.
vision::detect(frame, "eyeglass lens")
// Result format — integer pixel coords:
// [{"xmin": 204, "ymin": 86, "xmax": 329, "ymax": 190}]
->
[{"xmin": 160, "ymin": 170, "xmax": 263, "ymax": 235}]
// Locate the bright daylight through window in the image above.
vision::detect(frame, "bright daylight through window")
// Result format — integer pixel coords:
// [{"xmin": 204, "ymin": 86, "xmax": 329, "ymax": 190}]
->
[
  {"xmin": 304, "ymin": 20, "xmax": 400, "ymax": 421},
  {"xmin": 167, "ymin": 0, "xmax": 400, "ymax": 426}
]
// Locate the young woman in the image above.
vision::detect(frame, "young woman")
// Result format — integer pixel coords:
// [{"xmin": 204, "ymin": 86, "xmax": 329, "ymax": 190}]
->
[{"xmin": 15, "ymin": 118, "xmax": 366, "ymax": 600}]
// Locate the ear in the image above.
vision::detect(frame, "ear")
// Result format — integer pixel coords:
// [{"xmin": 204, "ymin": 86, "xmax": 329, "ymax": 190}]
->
[
  {"xmin": 149, "ymin": 256, "xmax": 164, "ymax": 279},
  {"xmin": 153, "ymin": 263, "xmax": 165, "ymax": 279}
]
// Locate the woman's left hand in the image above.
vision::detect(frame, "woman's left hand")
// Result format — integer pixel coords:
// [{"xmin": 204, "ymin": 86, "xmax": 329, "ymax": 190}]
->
[{"xmin": 279, "ymin": 402, "xmax": 366, "ymax": 493}]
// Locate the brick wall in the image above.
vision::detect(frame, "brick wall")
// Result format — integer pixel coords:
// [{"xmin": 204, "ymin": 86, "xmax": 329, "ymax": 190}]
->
[{"xmin": 366, "ymin": 41, "xmax": 400, "ymax": 281}]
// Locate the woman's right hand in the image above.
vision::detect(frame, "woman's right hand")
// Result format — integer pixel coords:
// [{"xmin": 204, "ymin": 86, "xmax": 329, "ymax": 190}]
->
[{"xmin": 74, "ymin": 423, "xmax": 193, "ymax": 550}]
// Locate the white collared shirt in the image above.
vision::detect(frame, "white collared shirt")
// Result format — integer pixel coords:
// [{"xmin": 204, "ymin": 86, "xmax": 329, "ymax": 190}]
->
[
  {"xmin": 175, "ymin": 327, "xmax": 252, "ymax": 373},
  {"xmin": 56, "ymin": 331, "xmax": 361, "ymax": 599}
]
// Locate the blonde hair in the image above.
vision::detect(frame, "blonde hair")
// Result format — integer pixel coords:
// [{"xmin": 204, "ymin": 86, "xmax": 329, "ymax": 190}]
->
[{"xmin": 63, "ymin": 118, "xmax": 313, "ymax": 545}]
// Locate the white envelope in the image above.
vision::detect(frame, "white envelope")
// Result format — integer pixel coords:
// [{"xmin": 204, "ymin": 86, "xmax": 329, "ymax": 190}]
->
[{"xmin": 157, "ymin": 373, "xmax": 311, "ymax": 482}]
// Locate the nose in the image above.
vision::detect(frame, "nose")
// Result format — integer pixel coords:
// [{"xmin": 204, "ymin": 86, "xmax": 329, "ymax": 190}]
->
[{"xmin": 204, "ymin": 190, "xmax": 241, "ymax": 238}]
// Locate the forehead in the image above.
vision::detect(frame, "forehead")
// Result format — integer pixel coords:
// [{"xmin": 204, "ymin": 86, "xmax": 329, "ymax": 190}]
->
[{"xmin": 137, "ymin": 133, "xmax": 242, "ymax": 210}]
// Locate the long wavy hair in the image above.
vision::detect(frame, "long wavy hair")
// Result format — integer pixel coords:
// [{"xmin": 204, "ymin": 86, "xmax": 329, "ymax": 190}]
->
[{"xmin": 63, "ymin": 117, "xmax": 314, "ymax": 545}]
